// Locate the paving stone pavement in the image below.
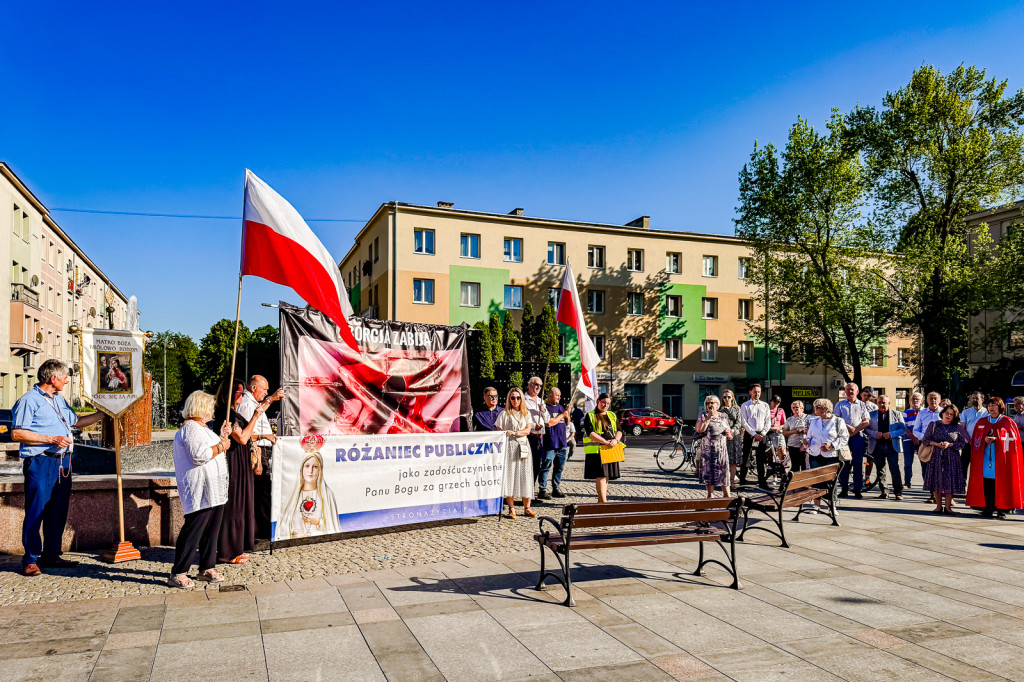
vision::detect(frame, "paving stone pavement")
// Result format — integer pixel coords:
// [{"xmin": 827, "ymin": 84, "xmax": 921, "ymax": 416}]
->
[{"xmin": 5, "ymin": 446, "xmax": 1024, "ymax": 680}]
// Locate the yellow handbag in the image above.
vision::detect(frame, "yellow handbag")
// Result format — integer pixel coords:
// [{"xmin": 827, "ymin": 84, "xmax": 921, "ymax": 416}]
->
[{"xmin": 600, "ymin": 442, "xmax": 626, "ymax": 464}]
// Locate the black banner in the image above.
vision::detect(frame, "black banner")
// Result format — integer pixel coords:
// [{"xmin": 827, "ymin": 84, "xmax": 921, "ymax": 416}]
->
[{"xmin": 278, "ymin": 303, "xmax": 471, "ymax": 437}]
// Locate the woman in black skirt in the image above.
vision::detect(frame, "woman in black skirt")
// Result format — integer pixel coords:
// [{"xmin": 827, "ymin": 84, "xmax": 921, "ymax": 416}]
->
[{"xmin": 582, "ymin": 393, "xmax": 623, "ymax": 503}]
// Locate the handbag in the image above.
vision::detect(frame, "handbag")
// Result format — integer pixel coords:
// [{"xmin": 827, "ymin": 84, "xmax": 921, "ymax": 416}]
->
[
  {"xmin": 600, "ymin": 442, "xmax": 626, "ymax": 464},
  {"xmin": 917, "ymin": 443, "xmax": 934, "ymax": 463}
]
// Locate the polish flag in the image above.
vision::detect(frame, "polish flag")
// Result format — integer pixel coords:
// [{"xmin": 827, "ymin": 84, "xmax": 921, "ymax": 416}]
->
[
  {"xmin": 556, "ymin": 261, "xmax": 600, "ymax": 412},
  {"xmin": 242, "ymin": 170, "xmax": 358, "ymax": 351}
]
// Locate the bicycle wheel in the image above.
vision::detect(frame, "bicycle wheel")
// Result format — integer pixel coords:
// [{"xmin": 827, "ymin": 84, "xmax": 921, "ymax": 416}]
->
[
  {"xmin": 678, "ymin": 444, "xmax": 697, "ymax": 475},
  {"xmin": 656, "ymin": 441, "xmax": 687, "ymax": 472}
]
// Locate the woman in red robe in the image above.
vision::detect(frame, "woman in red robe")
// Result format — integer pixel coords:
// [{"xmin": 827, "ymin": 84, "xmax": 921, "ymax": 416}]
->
[{"xmin": 966, "ymin": 397, "xmax": 1024, "ymax": 518}]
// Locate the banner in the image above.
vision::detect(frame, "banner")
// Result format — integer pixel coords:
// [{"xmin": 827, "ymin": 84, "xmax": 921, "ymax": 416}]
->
[
  {"xmin": 278, "ymin": 303, "xmax": 471, "ymax": 437},
  {"xmin": 80, "ymin": 329, "xmax": 147, "ymax": 416},
  {"xmin": 270, "ymin": 430, "xmax": 506, "ymax": 540}
]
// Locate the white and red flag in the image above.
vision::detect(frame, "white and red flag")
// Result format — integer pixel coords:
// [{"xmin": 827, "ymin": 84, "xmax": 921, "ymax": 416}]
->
[
  {"xmin": 241, "ymin": 170, "xmax": 358, "ymax": 351},
  {"xmin": 556, "ymin": 261, "xmax": 600, "ymax": 412}
]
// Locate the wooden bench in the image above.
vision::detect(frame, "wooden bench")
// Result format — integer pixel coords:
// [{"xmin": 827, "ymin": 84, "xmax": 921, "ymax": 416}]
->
[
  {"xmin": 737, "ymin": 463, "xmax": 841, "ymax": 548},
  {"xmin": 533, "ymin": 498, "xmax": 743, "ymax": 606}
]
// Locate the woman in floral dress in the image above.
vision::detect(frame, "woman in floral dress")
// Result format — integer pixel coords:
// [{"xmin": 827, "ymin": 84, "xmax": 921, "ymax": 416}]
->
[
  {"xmin": 695, "ymin": 394, "xmax": 734, "ymax": 498},
  {"xmin": 923, "ymin": 404, "xmax": 970, "ymax": 515},
  {"xmin": 721, "ymin": 391, "xmax": 743, "ymax": 486}
]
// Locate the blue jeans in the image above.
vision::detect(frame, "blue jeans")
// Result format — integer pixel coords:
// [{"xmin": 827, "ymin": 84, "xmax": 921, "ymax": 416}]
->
[
  {"xmin": 21, "ymin": 454, "xmax": 73, "ymax": 566},
  {"xmin": 538, "ymin": 447, "xmax": 568, "ymax": 491},
  {"xmin": 902, "ymin": 439, "xmax": 916, "ymax": 487},
  {"xmin": 839, "ymin": 434, "xmax": 866, "ymax": 493}
]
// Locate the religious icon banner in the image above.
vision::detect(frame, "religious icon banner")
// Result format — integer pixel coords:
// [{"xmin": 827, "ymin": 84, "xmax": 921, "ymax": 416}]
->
[
  {"xmin": 80, "ymin": 329, "xmax": 147, "ymax": 416},
  {"xmin": 270, "ymin": 430, "xmax": 506, "ymax": 540},
  {"xmin": 277, "ymin": 302, "xmax": 472, "ymax": 437}
]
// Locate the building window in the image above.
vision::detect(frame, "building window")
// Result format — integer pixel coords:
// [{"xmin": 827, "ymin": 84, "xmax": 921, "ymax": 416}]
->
[
  {"xmin": 800, "ymin": 343, "xmax": 814, "ymax": 364},
  {"xmin": 547, "ymin": 287, "xmax": 561, "ymax": 308},
  {"xmin": 779, "ymin": 343, "xmax": 791, "ymax": 364},
  {"xmin": 627, "ymin": 292, "xmax": 644, "ymax": 316},
  {"xmin": 895, "ymin": 388, "xmax": 909, "ymax": 411},
  {"xmin": 665, "ymin": 295, "xmax": 681, "ymax": 318},
  {"xmin": 666, "ymin": 338, "xmax": 680, "ymax": 361},
  {"xmin": 373, "ymin": 237, "xmax": 379, "ymax": 263},
  {"xmin": 623, "ymin": 384, "xmax": 646, "ymax": 410},
  {"xmin": 701, "ymin": 340, "xmax": 718, "ymax": 362},
  {"xmin": 587, "ymin": 245, "xmax": 605, "ymax": 269},
  {"xmin": 1010, "ymin": 331, "xmax": 1024, "ymax": 349},
  {"xmin": 628, "ymin": 336, "xmax": 644, "ymax": 359},
  {"xmin": 738, "ymin": 299, "xmax": 752, "ymax": 321},
  {"xmin": 896, "ymin": 348, "xmax": 909, "ymax": 367},
  {"xmin": 548, "ymin": 242, "xmax": 566, "ymax": 265},
  {"xmin": 666, "ymin": 252, "xmax": 681, "ymax": 274},
  {"xmin": 413, "ymin": 279, "xmax": 434, "ymax": 304},
  {"xmin": 460, "ymin": 282, "xmax": 480, "ymax": 307},
  {"xmin": 587, "ymin": 290, "xmax": 605, "ymax": 314},
  {"xmin": 558, "ymin": 334, "xmax": 567, "ymax": 358},
  {"xmin": 702, "ymin": 255, "xmax": 718, "ymax": 277},
  {"xmin": 593, "ymin": 335, "xmax": 605, "ymax": 360},
  {"xmin": 460, "ymin": 234, "xmax": 480, "ymax": 259},
  {"xmin": 503, "ymin": 285, "xmax": 523, "ymax": 310},
  {"xmin": 627, "ymin": 249, "xmax": 644, "ymax": 272},
  {"xmin": 597, "ymin": 381, "xmax": 610, "ymax": 396},
  {"xmin": 702, "ymin": 297, "xmax": 718, "ymax": 320},
  {"xmin": 503, "ymin": 237, "xmax": 522, "ymax": 262},
  {"xmin": 870, "ymin": 346, "xmax": 884, "ymax": 367},
  {"xmin": 738, "ymin": 341, "xmax": 754, "ymax": 363},
  {"xmin": 414, "ymin": 228, "xmax": 435, "ymax": 255},
  {"xmin": 738, "ymin": 257, "xmax": 750, "ymax": 279}
]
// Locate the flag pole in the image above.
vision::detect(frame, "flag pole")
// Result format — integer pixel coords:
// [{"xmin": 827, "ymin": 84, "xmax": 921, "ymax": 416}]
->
[{"xmin": 225, "ymin": 274, "xmax": 243, "ymax": 425}]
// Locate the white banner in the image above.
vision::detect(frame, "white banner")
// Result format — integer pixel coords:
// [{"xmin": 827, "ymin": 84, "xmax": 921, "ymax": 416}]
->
[
  {"xmin": 270, "ymin": 431, "xmax": 506, "ymax": 541},
  {"xmin": 80, "ymin": 329, "xmax": 147, "ymax": 416}
]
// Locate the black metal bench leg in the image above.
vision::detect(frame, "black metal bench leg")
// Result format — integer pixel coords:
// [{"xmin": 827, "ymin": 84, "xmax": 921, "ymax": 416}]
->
[
  {"xmin": 562, "ymin": 548, "xmax": 576, "ymax": 607},
  {"xmin": 776, "ymin": 506, "xmax": 789, "ymax": 549},
  {"xmin": 720, "ymin": 536, "xmax": 741, "ymax": 590},
  {"xmin": 737, "ymin": 504, "xmax": 750, "ymax": 541},
  {"xmin": 693, "ymin": 541, "xmax": 707, "ymax": 577},
  {"xmin": 827, "ymin": 482, "xmax": 841, "ymax": 526},
  {"xmin": 535, "ymin": 542, "xmax": 548, "ymax": 591}
]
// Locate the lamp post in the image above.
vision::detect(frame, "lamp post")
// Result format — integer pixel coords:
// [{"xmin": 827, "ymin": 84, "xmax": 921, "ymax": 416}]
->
[{"xmin": 163, "ymin": 338, "xmax": 175, "ymax": 429}]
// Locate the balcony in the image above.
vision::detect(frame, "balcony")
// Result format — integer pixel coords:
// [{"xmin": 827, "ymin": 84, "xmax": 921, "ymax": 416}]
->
[{"xmin": 11, "ymin": 283, "xmax": 40, "ymax": 309}]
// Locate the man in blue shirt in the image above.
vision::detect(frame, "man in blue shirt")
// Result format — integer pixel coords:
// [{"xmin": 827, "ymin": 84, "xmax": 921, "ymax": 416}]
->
[{"xmin": 13, "ymin": 359, "xmax": 103, "ymax": 576}]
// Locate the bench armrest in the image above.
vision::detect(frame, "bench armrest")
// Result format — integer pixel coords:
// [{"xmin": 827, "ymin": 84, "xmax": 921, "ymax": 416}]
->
[
  {"xmin": 537, "ymin": 516, "xmax": 566, "ymax": 544},
  {"xmin": 739, "ymin": 486, "xmax": 782, "ymax": 507}
]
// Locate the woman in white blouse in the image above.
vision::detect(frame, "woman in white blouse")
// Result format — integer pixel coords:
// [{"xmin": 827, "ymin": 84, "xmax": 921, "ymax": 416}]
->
[
  {"xmin": 169, "ymin": 390, "xmax": 232, "ymax": 588},
  {"xmin": 802, "ymin": 398, "xmax": 849, "ymax": 512}
]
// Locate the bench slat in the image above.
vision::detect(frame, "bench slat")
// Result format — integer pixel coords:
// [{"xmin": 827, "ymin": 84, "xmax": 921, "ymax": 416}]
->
[
  {"xmin": 789, "ymin": 466, "xmax": 841, "ymax": 488},
  {"xmin": 569, "ymin": 509, "xmax": 733, "ymax": 528},
  {"xmin": 568, "ymin": 499, "xmax": 737, "ymax": 517},
  {"xmin": 561, "ymin": 534, "xmax": 727, "ymax": 550}
]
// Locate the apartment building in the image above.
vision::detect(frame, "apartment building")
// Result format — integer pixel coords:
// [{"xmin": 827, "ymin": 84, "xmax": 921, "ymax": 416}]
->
[
  {"xmin": 1, "ymin": 163, "xmax": 131, "ymax": 408},
  {"xmin": 339, "ymin": 202, "xmax": 917, "ymax": 418}
]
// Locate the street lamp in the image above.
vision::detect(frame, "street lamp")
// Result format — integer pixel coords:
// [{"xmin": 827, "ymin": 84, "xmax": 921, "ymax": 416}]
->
[{"xmin": 163, "ymin": 338, "xmax": 175, "ymax": 429}]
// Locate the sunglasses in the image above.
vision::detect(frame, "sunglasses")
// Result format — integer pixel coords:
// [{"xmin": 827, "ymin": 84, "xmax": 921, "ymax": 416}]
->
[
  {"xmin": 485, "ymin": 394, "xmax": 498, "ymax": 399},
  {"xmin": 510, "ymin": 396, "xmax": 522, "ymax": 401}
]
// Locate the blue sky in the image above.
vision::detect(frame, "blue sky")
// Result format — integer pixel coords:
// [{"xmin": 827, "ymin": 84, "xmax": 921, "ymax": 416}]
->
[{"xmin": 2, "ymin": 1, "xmax": 1022, "ymax": 339}]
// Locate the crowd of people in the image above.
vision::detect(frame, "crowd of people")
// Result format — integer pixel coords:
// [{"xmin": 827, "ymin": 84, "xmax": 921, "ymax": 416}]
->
[{"xmin": 695, "ymin": 382, "xmax": 1024, "ymax": 519}]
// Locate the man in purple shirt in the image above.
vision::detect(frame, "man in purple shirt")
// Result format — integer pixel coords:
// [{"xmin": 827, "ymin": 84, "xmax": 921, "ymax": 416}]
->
[
  {"xmin": 472, "ymin": 387, "xmax": 503, "ymax": 431},
  {"xmin": 537, "ymin": 387, "xmax": 570, "ymax": 499}
]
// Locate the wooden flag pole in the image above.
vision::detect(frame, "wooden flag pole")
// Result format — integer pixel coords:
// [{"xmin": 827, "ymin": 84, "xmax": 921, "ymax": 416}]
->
[
  {"xmin": 225, "ymin": 274, "xmax": 244, "ymax": 425},
  {"xmin": 102, "ymin": 412, "xmax": 141, "ymax": 562}
]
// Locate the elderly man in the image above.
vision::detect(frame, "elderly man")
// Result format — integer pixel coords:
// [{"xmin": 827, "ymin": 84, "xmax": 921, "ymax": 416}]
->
[
  {"xmin": 236, "ymin": 375, "xmax": 283, "ymax": 539},
  {"xmin": 866, "ymin": 395, "xmax": 907, "ymax": 500},
  {"xmin": 13, "ymin": 359, "xmax": 103, "ymax": 576},
  {"xmin": 835, "ymin": 382, "xmax": 872, "ymax": 499},
  {"xmin": 473, "ymin": 387, "xmax": 503, "ymax": 431},
  {"xmin": 903, "ymin": 392, "xmax": 923, "ymax": 488}
]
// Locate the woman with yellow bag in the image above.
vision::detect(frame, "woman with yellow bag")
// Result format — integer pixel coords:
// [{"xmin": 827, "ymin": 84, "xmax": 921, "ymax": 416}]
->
[{"xmin": 583, "ymin": 393, "xmax": 623, "ymax": 503}]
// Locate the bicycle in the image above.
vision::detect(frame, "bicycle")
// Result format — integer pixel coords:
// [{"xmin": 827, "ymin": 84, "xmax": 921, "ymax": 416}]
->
[{"xmin": 655, "ymin": 425, "xmax": 700, "ymax": 473}]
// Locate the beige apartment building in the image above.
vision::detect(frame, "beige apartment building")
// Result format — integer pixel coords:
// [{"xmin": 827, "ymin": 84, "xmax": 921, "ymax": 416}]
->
[
  {"xmin": 1, "ymin": 163, "xmax": 131, "ymax": 408},
  {"xmin": 339, "ymin": 202, "xmax": 917, "ymax": 418}
]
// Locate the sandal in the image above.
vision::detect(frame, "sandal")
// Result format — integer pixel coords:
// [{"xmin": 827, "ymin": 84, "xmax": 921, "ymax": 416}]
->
[
  {"xmin": 506, "ymin": 509, "xmax": 517, "ymax": 519},
  {"xmin": 168, "ymin": 574, "xmax": 194, "ymax": 589},
  {"xmin": 523, "ymin": 508, "xmax": 538, "ymax": 517},
  {"xmin": 196, "ymin": 569, "xmax": 224, "ymax": 583},
  {"xmin": 219, "ymin": 556, "xmax": 248, "ymax": 564}
]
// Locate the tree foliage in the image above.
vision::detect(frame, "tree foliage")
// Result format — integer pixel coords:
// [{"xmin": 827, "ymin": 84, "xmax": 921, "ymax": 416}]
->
[
  {"xmin": 469, "ymin": 321, "xmax": 494, "ymax": 380},
  {"xmin": 144, "ymin": 331, "xmax": 201, "ymax": 415},
  {"xmin": 736, "ymin": 114, "xmax": 895, "ymax": 386},
  {"xmin": 502, "ymin": 311, "xmax": 523, "ymax": 389},
  {"xmin": 488, "ymin": 313, "xmax": 504, "ymax": 364},
  {"xmin": 520, "ymin": 301, "xmax": 537, "ymax": 361},
  {"xmin": 197, "ymin": 319, "xmax": 251, "ymax": 389},
  {"xmin": 848, "ymin": 65, "xmax": 1024, "ymax": 394}
]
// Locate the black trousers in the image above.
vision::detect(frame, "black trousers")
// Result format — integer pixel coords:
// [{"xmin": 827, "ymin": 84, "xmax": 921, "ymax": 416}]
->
[
  {"xmin": 983, "ymin": 478, "xmax": 1001, "ymax": 513},
  {"xmin": 528, "ymin": 435, "xmax": 543, "ymax": 483},
  {"xmin": 741, "ymin": 433, "xmax": 769, "ymax": 487},
  {"xmin": 788, "ymin": 445, "xmax": 807, "ymax": 472},
  {"xmin": 872, "ymin": 440, "xmax": 903, "ymax": 495},
  {"xmin": 254, "ymin": 445, "xmax": 273, "ymax": 539},
  {"xmin": 172, "ymin": 504, "xmax": 225, "ymax": 576}
]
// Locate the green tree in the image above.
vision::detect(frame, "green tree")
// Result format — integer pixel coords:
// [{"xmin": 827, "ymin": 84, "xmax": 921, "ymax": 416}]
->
[
  {"xmin": 144, "ymin": 331, "xmax": 201, "ymax": 415},
  {"xmin": 520, "ymin": 301, "xmax": 537, "ymax": 361},
  {"xmin": 489, "ymin": 313, "xmax": 504, "ymax": 363},
  {"xmin": 736, "ymin": 114, "xmax": 895, "ymax": 387},
  {"xmin": 246, "ymin": 324, "xmax": 280, "ymax": 388},
  {"xmin": 468, "ymin": 321, "xmax": 494, "ymax": 380},
  {"xmin": 848, "ymin": 65, "xmax": 1024, "ymax": 395},
  {"xmin": 197, "ymin": 319, "xmax": 251, "ymax": 389},
  {"xmin": 502, "ymin": 311, "xmax": 523, "ymax": 389},
  {"xmin": 536, "ymin": 304, "xmax": 560, "ymax": 387}
]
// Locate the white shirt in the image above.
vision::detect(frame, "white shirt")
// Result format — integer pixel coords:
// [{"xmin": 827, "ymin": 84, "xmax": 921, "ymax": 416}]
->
[
  {"xmin": 172, "ymin": 420, "xmax": 229, "ymax": 515},
  {"xmin": 523, "ymin": 392, "xmax": 546, "ymax": 436},
  {"xmin": 805, "ymin": 415, "xmax": 849, "ymax": 458},
  {"xmin": 962, "ymin": 406, "xmax": 985, "ymax": 436},
  {"xmin": 740, "ymin": 399, "xmax": 770, "ymax": 437},
  {"xmin": 913, "ymin": 406, "xmax": 942, "ymax": 441},
  {"xmin": 237, "ymin": 390, "xmax": 274, "ymax": 447}
]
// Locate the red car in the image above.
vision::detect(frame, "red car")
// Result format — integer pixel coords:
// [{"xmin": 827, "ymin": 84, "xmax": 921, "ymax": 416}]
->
[{"xmin": 620, "ymin": 408, "xmax": 677, "ymax": 436}]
